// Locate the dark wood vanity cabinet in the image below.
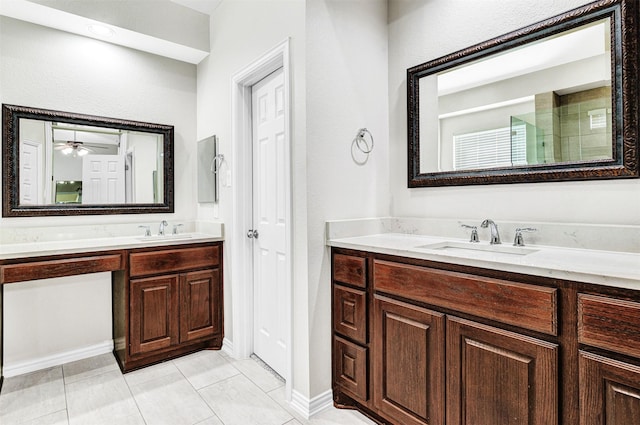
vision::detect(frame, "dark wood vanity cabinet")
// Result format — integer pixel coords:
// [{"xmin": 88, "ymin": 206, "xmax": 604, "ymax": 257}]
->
[
  {"xmin": 332, "ymin": 253, "xmax": 369, "ymax": 404},
  {"xmin": 577, "ymin": 294, "xmax": 640, "ymax": 424},
  {"xmin": 114, "ymin": 243, "xmax": 223, "ymax": 372},
  {"xmin": 331, "ymin": 248, "xmax": 640, "ymax": 425}
]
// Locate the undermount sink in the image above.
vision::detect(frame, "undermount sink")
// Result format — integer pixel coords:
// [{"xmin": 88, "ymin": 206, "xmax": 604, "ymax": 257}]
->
[
  {"xmin": 136, "ymin": 234, "xmax": 194, "ymax": 242},
  {"xmin": 415, "ymin": 241, "xmax": 538, "ymax": 256}
]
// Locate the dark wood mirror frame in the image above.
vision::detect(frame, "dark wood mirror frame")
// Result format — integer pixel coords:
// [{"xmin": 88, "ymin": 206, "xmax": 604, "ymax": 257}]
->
[
  {"xmin": 408, "ymin": 0, "xmax": 639, "ymax": 187},
  {"xmin": 2, "ymin": 104, "xmax": 175, "ymax": 216}
]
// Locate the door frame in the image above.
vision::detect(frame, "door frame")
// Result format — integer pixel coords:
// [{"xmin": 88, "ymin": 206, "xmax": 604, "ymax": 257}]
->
[{"xmin": 230, "ymin": 38, "xmax": 293, "ymax": 399}]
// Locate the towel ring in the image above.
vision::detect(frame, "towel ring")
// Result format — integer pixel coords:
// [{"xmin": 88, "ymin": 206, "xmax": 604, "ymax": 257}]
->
[{"xmin": 354, "ymin": 128, "xmax": 374, "ymax": 154}]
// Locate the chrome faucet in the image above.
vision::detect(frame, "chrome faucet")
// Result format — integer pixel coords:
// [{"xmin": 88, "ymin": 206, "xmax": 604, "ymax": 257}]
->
[
  {"xmin": 481, "ymin": 219, "xmax": 501, "ymax": 244},
  {"xmin": 159, "ymin": 220, "xmax": 168, "ymax": 236},
  {"xmin": 138, "ymin": 225, "xmax": 151, "ymax": 237}
]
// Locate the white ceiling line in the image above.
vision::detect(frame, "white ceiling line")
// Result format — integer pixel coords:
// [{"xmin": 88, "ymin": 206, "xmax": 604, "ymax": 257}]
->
[{"xmin": 0, "ymin": 0, "xmax": 209, "ymax": 64}]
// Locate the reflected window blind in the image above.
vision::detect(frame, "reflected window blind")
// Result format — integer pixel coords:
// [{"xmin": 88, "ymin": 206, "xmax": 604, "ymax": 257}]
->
[{"xmin": 454, "ymin": 125, "xmax": 526, "ymax": 170}]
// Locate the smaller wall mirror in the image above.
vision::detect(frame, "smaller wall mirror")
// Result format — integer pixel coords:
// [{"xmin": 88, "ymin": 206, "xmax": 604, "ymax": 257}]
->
[
  {"xmin": 3, "ymin": 104, "xmax": 174, "ymax": 216},
  {"xmin": 408, "ymin": 0, "xmax": 639, "ymax": 186},
  {"xmin": 197, "ymin": 135, "xmax": 220, "ymax": 204}
]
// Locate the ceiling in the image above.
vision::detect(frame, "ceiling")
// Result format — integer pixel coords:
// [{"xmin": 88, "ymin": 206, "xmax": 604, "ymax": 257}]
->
[
  {"xmin": 0, "ymin": 0, "xmax": 214, "ymax": 64},
  {"xmin": 170, "ymin": 0, "xmax": 222, "ymax": 16}
]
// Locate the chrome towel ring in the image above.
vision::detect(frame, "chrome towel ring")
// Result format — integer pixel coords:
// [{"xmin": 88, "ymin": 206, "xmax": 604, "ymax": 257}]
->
[{"xmin": 354, "ymin": 128, "xmax": 374, "ymax": 154}]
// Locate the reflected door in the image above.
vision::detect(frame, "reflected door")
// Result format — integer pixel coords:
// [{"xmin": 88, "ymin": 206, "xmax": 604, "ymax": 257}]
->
[
  {"xmin": 19, "ymin": 140, "xmax": 42, "ymax": 205},
  {"xmin": 82, "ymin": 155, "xmax": 125, "ymax": 204}
]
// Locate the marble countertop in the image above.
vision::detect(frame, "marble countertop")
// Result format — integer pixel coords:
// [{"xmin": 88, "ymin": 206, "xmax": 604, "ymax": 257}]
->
[
  {"xmin": 0, "ymin": 232, "xmax": 224, "ymax": 261},
  {"xmin": 327, "ymin": 233, "xmax": 640, "ymax": 291}
]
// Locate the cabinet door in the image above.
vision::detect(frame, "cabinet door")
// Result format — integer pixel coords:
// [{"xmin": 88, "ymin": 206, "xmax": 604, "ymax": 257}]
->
[
  {"xmin": 579, "ymin": 350, "xmax": 640, "ymax": 425},
  {"xmin": 130, "ymin": 275, "xmax": 179, "ymax": 355},
  {"xmin": 179, "ymin": 269, "xmax": 221, "ymax": 343},
  {"xmin": 373, "ymin": 295, "xmax": 445, "ymax": 425},
  {"xmin": 447, "ymin": 316, "xmax": 558, "ymax": 425}
]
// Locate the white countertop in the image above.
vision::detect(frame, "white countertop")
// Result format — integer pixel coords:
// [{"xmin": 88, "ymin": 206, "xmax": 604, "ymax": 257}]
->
[
  {"xmin": 0, "ymin": 233, "xmax": 224, "ymax": 261},
  {"xmin": 327, "ymin": 233, "xmax": 640, "ymax": 291}
]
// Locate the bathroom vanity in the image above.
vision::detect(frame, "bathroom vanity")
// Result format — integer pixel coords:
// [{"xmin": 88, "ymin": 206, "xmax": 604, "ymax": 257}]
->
[
  {"xmin": 115, "ymin": 242, "xmax": 223, "ymax": 372},
  {"xmin": 328, "ymin": 227, "xmax": 640, "ymax": 425},
  {"xmin": 0, "ymin": 234, "xmax": 223, "ymax": 388}
]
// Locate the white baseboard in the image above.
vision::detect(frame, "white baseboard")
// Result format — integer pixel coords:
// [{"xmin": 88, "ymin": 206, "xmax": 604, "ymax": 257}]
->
[
  {"xmin": 222, "ymin": 337, "xmax": 234, "ymax": 358},
  {"xmin": 290, "ymin": 389, "xmax": 333, "ymax": 419},
  {"xmin": 3, "ymin": 340, "xmax": 114, "ymax": 377}
]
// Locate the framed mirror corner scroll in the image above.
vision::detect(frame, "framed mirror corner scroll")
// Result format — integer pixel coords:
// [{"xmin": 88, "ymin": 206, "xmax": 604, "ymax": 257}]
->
[
  {"xmin": 2, "ymin": 104, "xmax": 175, "ymax": 217},
  {"xmin": 407, "ymin": 0, "xmax": 639, "ymax": 187}
]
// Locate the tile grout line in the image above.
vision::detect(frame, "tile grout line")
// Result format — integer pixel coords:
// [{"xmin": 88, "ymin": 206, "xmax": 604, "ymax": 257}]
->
[
  {"xmin": 172, "ymin": 354, "xmax": 236, "ymax": 425},
  {"xmin": 122, "ymin": 370, "xmax": 150, "ymax": 425},
  {"xmin": 62, "ymin": 366, "xmax": 71, "ymax": 425}
]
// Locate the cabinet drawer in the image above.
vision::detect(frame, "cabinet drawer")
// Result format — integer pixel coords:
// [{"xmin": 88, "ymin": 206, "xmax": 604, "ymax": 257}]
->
[
  {"xmin": 373, "ymin": 260, "xmax": 558, "ymax": 335},
  {"xmin": 130, "ymin": 245, "xmax": 219, "ymax": 277},
  {"xmin": 333, "ymin": 285, "xmax": 367, "ymax": 344},
  {"xmin": 1, "ymin": 254, "xmax": 123, "ymax": 284},
  {"xmin": 579, "ymin": 294, "xmax": 640, "ymax": 358},
  {"xmin": 333, "ymin": 253, "xmax": 366, "ymax": 288},
  {"xmin": 334, "ymin": 336, "xmax": 368, "ymax": 402}
]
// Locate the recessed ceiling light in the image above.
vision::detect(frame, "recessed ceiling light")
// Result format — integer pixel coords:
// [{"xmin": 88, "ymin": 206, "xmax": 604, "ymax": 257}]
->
[{"xmin": 87, "ymin": 24, "xmax": 115, "ymax": 38}]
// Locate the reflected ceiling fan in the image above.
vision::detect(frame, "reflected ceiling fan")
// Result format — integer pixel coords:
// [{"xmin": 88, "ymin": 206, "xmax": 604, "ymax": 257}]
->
[{"xmin": 53, "ymin": 140, "xmax": 110, "ymax": 157}]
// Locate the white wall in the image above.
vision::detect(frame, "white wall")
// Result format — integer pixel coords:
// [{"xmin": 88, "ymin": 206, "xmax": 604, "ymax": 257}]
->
[
  {"xmin": 196, "ymin": 0, "xmax": 308, "ymax": 393},
  {"xmin": 388, "ymin": 0, "xmax": 640, "ymax": 226},
  {"xmin": 196, "ymin": 0, "xmax": 388, "ymax": 400},
  {"xmin": 305, "ymin": 0, "xmax": 389, "ymax": 397},
  {"xmin": 0, "ymin": 17, "xmax": 197, "ymax": 368}
]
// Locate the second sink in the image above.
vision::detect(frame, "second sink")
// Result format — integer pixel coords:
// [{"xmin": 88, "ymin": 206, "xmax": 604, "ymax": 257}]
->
[
  {"xmin": 137, "ymin": 234, "xmax": 194, "ymax": 242},
  {"xmin": 415, "ymin": 241, "xmax": 538, "ymax": 256}
]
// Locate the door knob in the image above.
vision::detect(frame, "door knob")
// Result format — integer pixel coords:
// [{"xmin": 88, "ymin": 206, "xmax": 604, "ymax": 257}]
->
[{"xmin": 247, "ymin": 229, "xmax": 259, "ymax": 239}]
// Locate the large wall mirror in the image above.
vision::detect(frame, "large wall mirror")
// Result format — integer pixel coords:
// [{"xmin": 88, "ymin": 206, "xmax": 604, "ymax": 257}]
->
[
  {"xmin": 408, "ymin": 0, "xmax": 638, "ymax": 187},
  {"xmin": 2, "ymin": 104, "xmax": 174, "ymax": 216}
]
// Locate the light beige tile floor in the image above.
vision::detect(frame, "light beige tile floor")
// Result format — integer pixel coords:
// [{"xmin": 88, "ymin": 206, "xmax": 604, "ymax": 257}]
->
[{"xmin": 0, "ymin": 351, "xmax": 376, "ymax": 425}]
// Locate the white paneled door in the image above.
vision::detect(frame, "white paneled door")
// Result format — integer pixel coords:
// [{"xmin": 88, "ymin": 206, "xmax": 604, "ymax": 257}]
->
[
  {"xmin": 82, "ymin": 155, "xmax": 125, "ymax": 204},
  {"xmin": 19, "ymin": 140, "xmax": 42, "ymax": 205},
  {"xmin": 251, "ymin": 67, "xmax": 287, "ymax": 377}
]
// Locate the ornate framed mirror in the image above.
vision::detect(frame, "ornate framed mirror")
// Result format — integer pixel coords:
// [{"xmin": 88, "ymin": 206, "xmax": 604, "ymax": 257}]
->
[
  {"xmin": 2, "ymin": 104, "xmax": 174, "ymax": 216},
  {"xmin": 408, "ymin": 0, "xmax": 638, "ymax": 187}
]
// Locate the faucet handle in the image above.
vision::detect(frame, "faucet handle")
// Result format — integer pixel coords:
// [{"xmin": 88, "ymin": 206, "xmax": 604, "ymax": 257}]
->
[
  {"xmin": 173, "ymin": 224, "xmax": 184, "ymax": 235},
  {"xmin": 138, "ymin": 225, "xmax": 151, "ymax": 237},
  {"xmin": 513, "ymin": 228, "xmax": 537, "ymax": 246},
  {"xmin": 461, "ymin": 224, "xmax": 480, "ymax": 243}
]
